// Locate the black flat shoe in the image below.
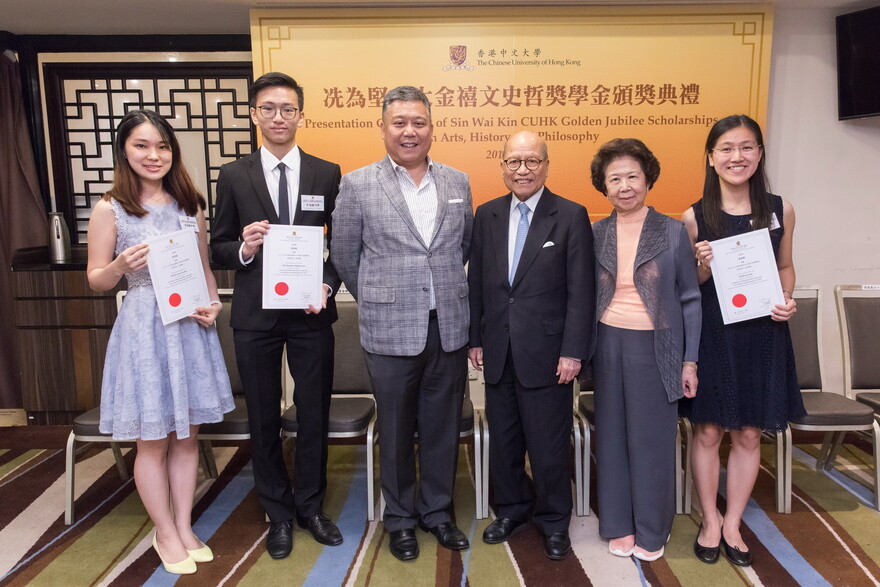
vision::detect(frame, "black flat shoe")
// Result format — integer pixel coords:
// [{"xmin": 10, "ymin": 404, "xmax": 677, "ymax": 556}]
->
[
  {"xmin": 389, "ymin": 528, "xmax": 419, "ymax": 561},
  {"xmin": 482, "ymin": 517, "xmax": 528, "ymax": 544},
  {"xmin": 544, "ymin": 531, "xmax": 571, "ymax": 561},
  {"xmin": 693, "ymin": 524, "xmax": 720, "ymax": 564},
  {"xmin": 418, "ymin": 521, "xmax": 469, "ymax": 550},
  {"xmin": 266, "ymin": 519, "xmax": 293, "ymax": 559},
  {"xmin": 721, "ymin": 536, "xmax": 752, "ymax": 567},
  {"xmin": 297, "ymin": 513, "xmax": 343, "ymax": 546}
]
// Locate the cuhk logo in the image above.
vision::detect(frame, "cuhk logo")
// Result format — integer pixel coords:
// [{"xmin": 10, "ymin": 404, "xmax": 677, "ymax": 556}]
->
[{"xmin": 443, "ymin": 45, "xmax": 474, "ymax": 71}]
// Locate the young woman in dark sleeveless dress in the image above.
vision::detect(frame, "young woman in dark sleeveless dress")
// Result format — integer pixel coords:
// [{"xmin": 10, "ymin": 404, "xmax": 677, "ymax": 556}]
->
[{"xmin": 679, "ymin": 115, "xmax": 805, "ymax": 567}]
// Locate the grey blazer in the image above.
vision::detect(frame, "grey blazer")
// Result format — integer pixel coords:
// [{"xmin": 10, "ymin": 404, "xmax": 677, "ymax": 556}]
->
[
  {"xmin": 331, "ymin": 158, "xmax": 473, "ymax": 356},
  {"xmin": 593, "ymin": 207, "xmax": 701, "ymax": 402}
]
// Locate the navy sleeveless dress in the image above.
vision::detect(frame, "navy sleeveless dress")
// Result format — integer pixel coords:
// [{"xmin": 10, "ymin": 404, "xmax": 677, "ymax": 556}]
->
[{"xmin": 678, "ymin": 195, "xmax": 805, "ymax": 432}]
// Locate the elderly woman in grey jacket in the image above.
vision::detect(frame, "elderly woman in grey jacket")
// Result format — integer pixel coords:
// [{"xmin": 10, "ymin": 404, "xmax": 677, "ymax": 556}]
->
[{"xmin": 589, "ymin": 138, "xmax": 701, "ymax": 561}]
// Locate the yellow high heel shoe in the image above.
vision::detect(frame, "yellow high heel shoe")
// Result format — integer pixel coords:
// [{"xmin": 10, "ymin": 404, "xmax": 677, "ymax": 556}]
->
[
  {"xmin": 152, "ymin": 533, "xmax": 197, "ymax": 575},
  {"xmin": 186, "ymin": 543, "xmax": 214, "ymax": 563}
]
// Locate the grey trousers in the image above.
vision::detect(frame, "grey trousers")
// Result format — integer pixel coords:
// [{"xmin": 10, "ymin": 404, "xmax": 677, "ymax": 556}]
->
[{"xmin": 593, "ymin": 323, "xmax": 677, "ymax": 551}]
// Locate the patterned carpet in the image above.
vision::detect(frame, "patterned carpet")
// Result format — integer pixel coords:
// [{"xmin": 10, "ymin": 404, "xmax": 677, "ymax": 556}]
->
[{"xmin": 1, "ymin": 426, "xmax": 878, "ymax": 586}]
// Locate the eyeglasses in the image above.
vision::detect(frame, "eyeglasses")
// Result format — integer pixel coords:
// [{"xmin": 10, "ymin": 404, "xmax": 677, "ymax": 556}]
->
[
  {"xmin": 256, "ymin": 105, "xmax": 299, "ymax": 120},
  {"xmin": 503, "ymin": 158, "xmax": 544, "ymax": 171},
  {"xmin": 711, "ymin": 144, "xmax": 761, "ymax": 156}
]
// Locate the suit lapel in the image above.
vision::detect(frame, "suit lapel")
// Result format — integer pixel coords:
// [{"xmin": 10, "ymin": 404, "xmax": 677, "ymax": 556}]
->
[
  {"xmin": 246, "ymin": 152, "xmax": 279, "ymax": 223},
  {"xmin": 488, "ymin": 195, "xmax": 512, "ymax": 287},
  {"xmin": 431, "ymin": 164, "xmax": 448, "ymax": 244},
  {"xmin": 511, "ymin": 190, "xmax": 556, "ymax": 288},
  {"xmin": 293, "ymin": 150, "xmax": 314, "ymax": 225},
  {"xmin": 376, "ymin": 159, "xmax": 428, "ymax": 249}
]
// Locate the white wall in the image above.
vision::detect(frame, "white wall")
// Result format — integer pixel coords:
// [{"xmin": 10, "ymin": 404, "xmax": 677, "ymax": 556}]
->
[{"xmin": 767, "ymin": 6, "xmax": 880, "ymax": 393}]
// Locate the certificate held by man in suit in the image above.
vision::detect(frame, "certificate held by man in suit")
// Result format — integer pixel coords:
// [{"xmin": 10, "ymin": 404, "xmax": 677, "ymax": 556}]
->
[{"xmin": 261, "ymin": 224, "xmax": 323, "ymax": 309}]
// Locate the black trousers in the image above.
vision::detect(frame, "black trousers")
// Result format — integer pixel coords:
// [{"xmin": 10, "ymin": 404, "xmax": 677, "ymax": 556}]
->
[
  {"xmin": 234, "ymin": 313, "xmax": 334, "ymax": 523},
  {"xmin": 485, "ymin": 347, "xmax": 573, "ymax": 535},
  {"xmin": 364, "ymin": 315, "xmax": 467, "ymax": 531}
]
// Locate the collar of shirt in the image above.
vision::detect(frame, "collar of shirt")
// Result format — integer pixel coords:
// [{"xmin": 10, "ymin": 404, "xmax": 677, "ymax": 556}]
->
[
  {"xmin": 387, "ymin": 154, "xmax": 434, "ymax": 188},
  {"xmin": 260, "ymin": 144, "xmax": 301, "ymax": 175},
  {"xmin": 509, "ymin": 186, "xmax": 545, "ymax": 218}
]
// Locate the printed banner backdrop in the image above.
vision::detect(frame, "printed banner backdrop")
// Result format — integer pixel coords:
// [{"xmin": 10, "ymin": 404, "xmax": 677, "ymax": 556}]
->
[{"xmin": 250, "ymin": 6, "xmax": 772, "ymax": 218}]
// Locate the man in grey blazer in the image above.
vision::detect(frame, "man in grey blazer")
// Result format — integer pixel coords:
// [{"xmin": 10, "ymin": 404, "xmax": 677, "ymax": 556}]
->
[
  {"xmin": 468, "ymin": 131, "xmax": 594, "ymax": 560},
  {"xmin": 332, "ymin": 86, "xmax": 473, "ymax": 562}
]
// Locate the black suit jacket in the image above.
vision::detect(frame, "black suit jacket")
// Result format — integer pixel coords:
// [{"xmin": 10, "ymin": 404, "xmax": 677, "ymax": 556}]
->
[
  {"xmin": 211, "ymin": 148, "xmax": 342, "ymax": 331},
  {"xmin": 468, "ymin": 188, "xmax": 595, "ymax": 388}
]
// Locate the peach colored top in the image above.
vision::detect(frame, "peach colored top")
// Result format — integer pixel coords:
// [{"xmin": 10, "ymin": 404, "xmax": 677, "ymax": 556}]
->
[{"xmin": 600, "ymin": 206, "xmax": 653, "ymax": 330}]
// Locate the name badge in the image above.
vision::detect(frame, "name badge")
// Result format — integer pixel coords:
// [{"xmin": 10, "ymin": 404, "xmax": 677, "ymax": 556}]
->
[
  {"xmin": 301, "ymin": 195, "xmax": 324, "ymax": 211},
  {"xmin": 179, "ymin": 216, "xmax": 199, "ymax": 232},
  {"xmin": 769, "ymin": 212, "xmax": 781, "ymax": 230}
]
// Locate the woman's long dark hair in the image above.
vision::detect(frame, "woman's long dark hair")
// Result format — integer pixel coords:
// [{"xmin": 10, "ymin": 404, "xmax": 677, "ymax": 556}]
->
[
  {"xmin": 104, "ymin": 109, "xmax": 206, "ymax": 217},
  {"xmin": 702, "ymin": 114, "xmax": 772, "ymax": 240}
]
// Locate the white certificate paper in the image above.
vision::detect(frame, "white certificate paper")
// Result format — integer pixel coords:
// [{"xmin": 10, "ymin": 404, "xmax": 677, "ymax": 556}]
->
[
  {"xmin": 709, "ymin": 228, "xmax": 785, "ymax": 325},
  {"xmin": 145, "ymin": 228, "xmax": 210, "ymax": 325},
  {"xmin": 262, "ymin": 224, "xmax": 323, "ymax": 309}
]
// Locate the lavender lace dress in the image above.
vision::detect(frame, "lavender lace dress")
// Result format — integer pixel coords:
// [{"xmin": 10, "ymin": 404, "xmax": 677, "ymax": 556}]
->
[{"xmin": 99, "ymin": 199, "xmax": 234, "ymax": 441}]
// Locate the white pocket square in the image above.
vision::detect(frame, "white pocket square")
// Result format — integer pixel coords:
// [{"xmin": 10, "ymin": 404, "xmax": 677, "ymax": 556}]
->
[
  {"xmin": 542, "ymin": 241, "xmax": 555, "ymax": 248},
  {"xmin": 448, "ymin": 198, "xmax": 463, "ymax": 203}
]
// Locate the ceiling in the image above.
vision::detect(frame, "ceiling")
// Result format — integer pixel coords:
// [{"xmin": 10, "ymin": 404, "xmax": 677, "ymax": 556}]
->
[{"xmin": 1, "ymin": 0, "xmax": 875, "ymax": 36}]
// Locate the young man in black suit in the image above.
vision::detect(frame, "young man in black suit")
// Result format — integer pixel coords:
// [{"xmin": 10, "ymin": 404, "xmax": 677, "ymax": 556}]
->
[{"xmin": 211, "ymin": 72, "xmax": 342, "ymax": 559}]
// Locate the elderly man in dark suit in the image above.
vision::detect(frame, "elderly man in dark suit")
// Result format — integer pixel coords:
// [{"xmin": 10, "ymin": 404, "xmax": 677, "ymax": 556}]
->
[
  {"xmin": 211, "ymin": 72, "xmax": 343, "ymax": 559},
  {"xmin": 332, "ymin": 86, "xmax": 473, "ymax": 562},
  {"xmin": 467, "ymin": 130, "xmax": 595, "ymax": 560}
]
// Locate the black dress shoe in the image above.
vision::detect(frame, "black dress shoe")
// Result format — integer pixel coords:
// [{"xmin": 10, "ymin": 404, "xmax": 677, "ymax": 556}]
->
[
  {"xmin": 693, "ymin": 524, "xmax": 720, "ymax": 564},
  {"xmin": 389, "ymin": 528, "xmax": 419, "ymax": 561},
  {"xmin": 266, "ymin": 519, "xmax": 293, "ymax": 559},
  {"xmin": 721, "ymin": 536, "xmax": 752, "ymax": 567},
  {"xmin": 482, "ymin": 517, "xmax": 528, "ymax": 544},
  {"xmin": 418, "ymin": 521, "xmax": 470, "ymax": 550},
  {"xmin": 544, "ymin": 531, "xmax": 572, "ymax": 560},
  {"xmin": 297, "ymin": 512, "xmax": 343, "ymax": 546}
]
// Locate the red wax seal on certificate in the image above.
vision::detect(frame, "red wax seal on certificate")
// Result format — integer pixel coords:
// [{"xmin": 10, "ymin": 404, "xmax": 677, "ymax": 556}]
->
[
  {"xmin": 275, "ymin": 282, "xmax": 289, "ymax": 296},
  {"xmin": 169, "ymin": 293, "xmax": 182, "ymax": 307},
  {"xmin": 732, "ymin": 293, "xmax": 747, "ymax": 308}
]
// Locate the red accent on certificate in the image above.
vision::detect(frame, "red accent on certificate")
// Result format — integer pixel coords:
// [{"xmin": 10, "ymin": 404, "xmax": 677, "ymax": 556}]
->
[
  {"xmin": 145, "ymin": 228, "xmax": 210, "ymax": 325},
  {"xmin": 262, "ymin": 224, "xmax": 323, "ymax": 309},
  {"xmin": 708, "ymin": 228, "xmax": 785, "ymax": 324}
]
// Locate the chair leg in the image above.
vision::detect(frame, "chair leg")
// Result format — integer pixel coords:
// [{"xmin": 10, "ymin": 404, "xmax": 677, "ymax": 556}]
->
[
  {"xmin": 474, "ymin": 412, "xmax": 485, "ymax": 519},
  {"xmin": 198, "ymin": 439, "xmax": 219, "ymax": 478},
  {"xmin": 482, "ymin": 412, "xmax": 490, "ymax": 518},
  {"xmin": 110, "ymin": 442, "xmax": 128, "ymax": 480},
  {"xmin": 823, "ymin": 431, "xmax": 848, "ymax": 471},
  {"xmin": 681, "ymin": 418, "xmax": 693, "ymax": 515},
  {"xmin": 675, "ymin": 424, "xmax": 683, "ymax": 515},
  {"xmin": 65, "ymin": 432, "xmax": 76, "ymax": 525},
  {"xmin": 367, "ymin": 421, "xmax": 377, "ymax": 522},
  {"xmin": 784, "ymin": 427, "xmax": 793, "ymax": 513},
  {"xmin": 573, "ymin": 415, "xmax": 584, "ymax": 517},
  {"xmin": 583, "ymin": 420, "xmax": 592, "ymax": 517},
  {"xmin": 872, "ymin": 420, "xmax": 880, "ymax": 512},
  {"xmin": 775, "ymin": 428, "xmax": 787, "ymax": 513}
]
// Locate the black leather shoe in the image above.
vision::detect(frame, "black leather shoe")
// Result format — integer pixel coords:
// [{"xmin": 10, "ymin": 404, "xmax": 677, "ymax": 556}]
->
[
  {"xmin": 266, "ymin": 519, "xmax": 293, "ymax": 559},
  {"xmin": 297, "ymin": 512, "xmax": 343, "ymax": 546},
  {"xmin": 693, "ymin": 524, "xmax": 720, "ymax": 564},
  {"xmin": 418, "ymin": 521, "xmax": 470, "ymax": 550},
  {"xmin": 544, "ymin": 531, "xmax": 572, "ymax": 560},
  {"xmin": 482, "ymin": 517, "xmax": 528, "ymax": 544},
  {"xmin": 389, "ymin": 528, "xmax": 419, "ymax": 561},
  {"xmin": 721, "ymin": 536, "xmax": 752, "ymax": 567}
]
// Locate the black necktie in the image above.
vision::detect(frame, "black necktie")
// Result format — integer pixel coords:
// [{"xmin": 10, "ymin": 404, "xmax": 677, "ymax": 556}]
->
[{"xmin": 277, "ymin": 162, "xmax": 290, "ymax": 224}]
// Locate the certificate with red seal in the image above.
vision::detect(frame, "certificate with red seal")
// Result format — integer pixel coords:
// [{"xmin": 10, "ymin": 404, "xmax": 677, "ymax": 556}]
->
[
  {"xmin": 708, "ymin": 227, "xmax": 785, "ymax": 325},
  {"xmin": 145, "ymin": 228, "xmax": 210, "ymax": 325},
  {"xmin": 262, "ymin": 224, "xmax": 323, "ymax": 309}
]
